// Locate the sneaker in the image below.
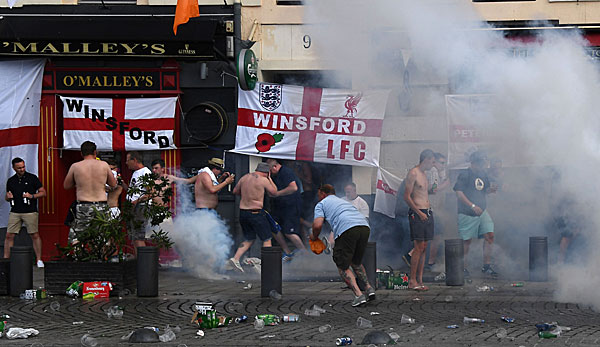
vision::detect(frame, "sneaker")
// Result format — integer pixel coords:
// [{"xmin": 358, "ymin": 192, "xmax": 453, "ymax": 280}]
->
[
  {"xmin": 227, "ymin": 257, "xmax": 244, "ymax": 273},
  {"xmin": 36, "ymin": 260, "xmax": 44, "ymax": 268},
  {"xmin": 463, "ymin": 268, "xmax": 470, "ymax": 279},
  {"xmin": 402, "ymin": 253, "xmax": 412, "ymax": 267},
  {"xmin": 482, "ymin": 265, "xmax": 499, "ymax": 277},
  {"xmin": 366, "ymin": 287, "xmax": 376, "ymax": 301},
  {"xmin": 351, "ymin": 294, "xmax": 367, "ymax": 307},
  {"xmin": 282, "ymin": 252, "xmax": 294, "ymax": 262}
]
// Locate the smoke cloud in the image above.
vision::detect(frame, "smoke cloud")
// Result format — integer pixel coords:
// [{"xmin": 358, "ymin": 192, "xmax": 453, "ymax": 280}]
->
[
  {"xmin": 302, "ymin": 0, "xmax": 600, "ymax": 308},
  {"xmin": 169, "ymin": 178, "xmax": 234, "ymax": 280}
]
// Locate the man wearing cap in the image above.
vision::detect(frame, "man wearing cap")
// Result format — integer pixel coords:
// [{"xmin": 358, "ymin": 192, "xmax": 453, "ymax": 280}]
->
[
  {"xmin": 226, "ymin": 162, "xmax": 278, "ymax": 272},
  {"xmin": 64, "ymin": 141, "xmax": 117, "ymax": 245},
  {"xmin": 171, "ymin": 158, "xmax": 235, "ymax": 210},
  {"xmin": 454, "ymin": 150, "xmax": 498, "ymax": 278}
]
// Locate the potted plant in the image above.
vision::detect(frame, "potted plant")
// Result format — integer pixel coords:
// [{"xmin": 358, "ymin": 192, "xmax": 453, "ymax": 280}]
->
[{"xmin": 44, "ymin": 174, "xmax": 174, "ymax": 296}]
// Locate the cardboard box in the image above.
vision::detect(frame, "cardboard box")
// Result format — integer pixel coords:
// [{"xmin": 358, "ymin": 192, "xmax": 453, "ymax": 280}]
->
[{"xmin": 82, "ymin": 282, "xmax": 113, "ymax": 298}]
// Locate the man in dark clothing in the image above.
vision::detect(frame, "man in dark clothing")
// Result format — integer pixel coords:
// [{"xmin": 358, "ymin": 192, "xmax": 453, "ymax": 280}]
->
[
  {"xmin": 266, "ymin": 158, "xmax": 306, "ymax": 260},
  {"xmin": 4, "ymin": 157, "xmax": 46, "ymax": 267},
  {"xmin": 453, "ymin": 151, "xmax": 498, "ymax": 278}
]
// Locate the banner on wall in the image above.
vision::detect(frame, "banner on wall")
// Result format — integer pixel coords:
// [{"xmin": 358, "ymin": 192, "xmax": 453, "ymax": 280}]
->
[
  {"xmin": 373, "ymin": 168, "xmax": 404, "ymax": 218},
  {"xmin": 233, "ymin": 83, "xmax": 390, "ymax": 167},
  {"xmin": 0, "ymin": 59, "xmax": 45, "ymax": 228},
  {"xmin": 61, "ymin": 96, "xmax": 177, "ymax": 151}
]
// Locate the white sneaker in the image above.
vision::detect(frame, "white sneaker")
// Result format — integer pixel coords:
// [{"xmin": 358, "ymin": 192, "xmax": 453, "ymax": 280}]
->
[
  {"xmin": 36, "ymin": 260, "xmax": 44, "ymax": 268},
  {"xmin": 227, "ymin": 258, "xmax": 244, "ymax": 273}
]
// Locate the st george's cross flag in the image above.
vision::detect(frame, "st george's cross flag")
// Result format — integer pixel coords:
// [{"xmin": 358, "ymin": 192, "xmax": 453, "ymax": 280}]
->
[
  {"xmin": 233, "ymin": 83, "xmax": 390, "ymax": 167},
  {"xmin": 61, "ymin": 96, "xmax": 177, "ymax": 151},
  {"xmin": 0, "ymin": 59, "xmax": 45, "ymax": 228}
]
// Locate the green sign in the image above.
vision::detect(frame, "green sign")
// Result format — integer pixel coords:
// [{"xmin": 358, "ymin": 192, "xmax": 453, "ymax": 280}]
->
[{"xmin": 237, "ymin": 48, "xmax": 258, "ymax": 91}]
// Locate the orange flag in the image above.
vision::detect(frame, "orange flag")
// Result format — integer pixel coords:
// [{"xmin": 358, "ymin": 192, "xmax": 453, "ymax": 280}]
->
[{"xmin": 173, "ymin": 0, "xmax": 199, "ymax": 35}]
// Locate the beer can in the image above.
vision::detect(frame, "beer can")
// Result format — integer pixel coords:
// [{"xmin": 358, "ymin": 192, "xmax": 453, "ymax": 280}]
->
[
  {"xmin": 336, "ymin": 336, "xmax": 353, "ymax": 345},
  {"xmin": 282, "ymin": 314, "xmax": 299, "ymax": 322}
]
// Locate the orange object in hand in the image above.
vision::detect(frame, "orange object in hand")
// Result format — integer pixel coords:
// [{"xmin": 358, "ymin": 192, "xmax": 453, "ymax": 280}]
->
[{"xmin": 309, "ymin": 238, "xmax": 326, "ymax": 255}]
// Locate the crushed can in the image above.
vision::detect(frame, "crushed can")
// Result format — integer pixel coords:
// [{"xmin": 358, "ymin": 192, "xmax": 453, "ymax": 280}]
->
[
  {"xmin": 501, "ymin": 316, "xmax": 515, "ymax": 323},
  {"xmin": 336, "ymin": 336, "xmax": 353, "ymax": 345},
  {"xmin": 36, "ymin": 289, "xmax": 47, "ymax": 300},
  {"xmin": 282, "ymin": 314, "xmax": 299, "ymax": 322},
  {"xmin": 235, "ymin": 315, "xmax": 248, "ymax": 323},
  {"xmin": 82, "ymin": 292, "xmax": 96, "ymax": 300},
  {"xmin": 256, "ymin": 314, "xmax": 279, "ymax": 326}
]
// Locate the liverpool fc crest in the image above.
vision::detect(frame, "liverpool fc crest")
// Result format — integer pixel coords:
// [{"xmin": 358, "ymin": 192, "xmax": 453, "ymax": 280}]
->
[{"xmin": 259, "ymin": 83, "xmax": 282, "ymax": 111}]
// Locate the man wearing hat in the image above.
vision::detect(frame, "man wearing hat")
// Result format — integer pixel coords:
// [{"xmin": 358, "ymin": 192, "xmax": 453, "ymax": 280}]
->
[
  {"xmin": 227, "ymin": 162, "xmax": 278, "ymax": 272},
  {"xmin": 454, "ymin": 150, "xmax": 499, "ymax": 278},
  {"xmin": 171, "ymin": 157, "xmax": 235, "ymax": 210}
]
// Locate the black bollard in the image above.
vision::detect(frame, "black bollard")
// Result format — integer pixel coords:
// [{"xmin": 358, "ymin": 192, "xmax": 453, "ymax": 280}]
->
[
  {"xmin": 9, "ymin": 246, "xmax": 32, "ymax": 297},
  {"xmin": 137, "ymin": 246, "xmax": 159, "ymax": 297},
  {"xmin": 529, "ymin": 236, "xmax": 548, "ymax": 282},
  {"xmin": 358, "ymin": 242, "xmax": 377, "ymax": 291},
  {"xmin": 444, "ymin": 239, "xmax": 464, "ymax": 286},
  {"xmin": 261, "ymin": 246, "xmax": 282, "ymax": 297}
]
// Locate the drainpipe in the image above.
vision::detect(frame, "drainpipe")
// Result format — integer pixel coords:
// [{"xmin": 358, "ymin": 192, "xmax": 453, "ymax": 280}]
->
[{"xmin": 234, "ymin": 0, "xmax": 242, "ymax": 59}]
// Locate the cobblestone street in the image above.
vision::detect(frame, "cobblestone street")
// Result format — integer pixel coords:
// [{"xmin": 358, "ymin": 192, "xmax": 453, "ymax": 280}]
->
[{"xmin": 0, "ymin": 266, "xmax": 598, "ymax": 346}]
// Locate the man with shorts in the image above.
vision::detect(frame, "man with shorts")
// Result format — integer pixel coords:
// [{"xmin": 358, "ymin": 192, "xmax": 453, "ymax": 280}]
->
[
  {"xmin": 454, "ymin": 150, "xmax": 498, "ymax": 278},
  {"xmin": 125, "ymin": 151, "xmax": 152, "ymax": 251},
  {"xmin": 227, "ymin": 162, "xmax": 278, "ymax": 273},
  {"xmin": 266, "ymin": 158, "xmax": 306, "ymax": 260},
  {"xmin": 4, "ymin": 157, "xmax": 46, "ymax": 267},
  {"xmin": 310, "ymin": 184, "xmax": 375, "ymax": 307},
  {"xmin": 64, "ymin": 141, "xmax": 116, "ymax": 244},
  {"xmin": 404, "ymin": 149, "xmax": 435, "ymax": 291}
]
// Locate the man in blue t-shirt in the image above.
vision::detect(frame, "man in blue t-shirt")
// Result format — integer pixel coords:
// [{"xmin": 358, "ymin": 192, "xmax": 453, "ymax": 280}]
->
[
  {"xmin": 453, "ymin": 151, "xmax": 498, "ymax": 278},
  {"xmin": 266, "ymin": 159, "xmax": 306, "ymax": 261},
  {"xmin": 310, "ymin": 184, "xmax": 375, "ymax": 307}
]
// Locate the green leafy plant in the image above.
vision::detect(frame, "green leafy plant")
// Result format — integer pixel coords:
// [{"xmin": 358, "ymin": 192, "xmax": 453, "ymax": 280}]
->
[{"xmin": 56, "ymin": 173, "xmax": 174, "ymax": 262}]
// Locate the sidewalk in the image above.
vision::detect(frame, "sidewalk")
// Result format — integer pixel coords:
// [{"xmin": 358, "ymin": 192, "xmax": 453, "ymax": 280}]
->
[{"xmin": 0, "ymin": 265, "xmax": 597, "ymax": 346}]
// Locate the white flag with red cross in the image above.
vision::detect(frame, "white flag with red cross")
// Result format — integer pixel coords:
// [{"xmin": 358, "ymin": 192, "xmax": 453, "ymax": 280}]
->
[
  {"xmin": 233, "ymin": 83, "xmax": 390, "ymax": 167},
  {"xmin": 61, "ymin": 96, "xmax": 177, "ymax": 151},
  {"xmin": 0, "ymin": 59, "xmax": 45, "ymax": 228},
  {"xmin": 373, "ymin": 167, "xmax": 404, "ymax": 218}
]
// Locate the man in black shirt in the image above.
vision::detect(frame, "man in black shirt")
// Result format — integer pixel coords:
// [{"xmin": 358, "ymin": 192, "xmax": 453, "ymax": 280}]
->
[
  {"xmin": 4, "ymin": 157, "xmax": 46, "ymax": 267},
  {"xmin": 266, "ymin": 158, "xmax": 306, "ymax": 261},
  {"xmin": 453, "ymin": 151, "xmax": 498, "ymax": 278}
]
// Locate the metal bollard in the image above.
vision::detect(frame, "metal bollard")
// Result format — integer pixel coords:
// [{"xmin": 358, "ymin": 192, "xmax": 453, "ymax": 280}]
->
[
  {"xmin": 137, "ymin": 246, "xmax": 159, "ymax": 297},
  {"xmin": 445, "ymin": 239, "xmax": 464, "ymax": 286},
  {"xmin": 529, "ymin": 236, "xmax": 548, "ymax": 282},
  {"xmin": 10, "ymin": 246, "xmax": 33, "ymax": 297},
  {"xmin": 358, "ymin": 242, "xmax": 377, "ymax": 291},
  {"xmin": 261, "ymin": 246, "xmax": 282, "ymax": 297}
]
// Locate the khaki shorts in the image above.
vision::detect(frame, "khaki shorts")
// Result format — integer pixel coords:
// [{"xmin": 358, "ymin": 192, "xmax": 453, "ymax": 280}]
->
[{"xmin": 7, "ymin": 212, "xmax": 39, "ymax": 234}]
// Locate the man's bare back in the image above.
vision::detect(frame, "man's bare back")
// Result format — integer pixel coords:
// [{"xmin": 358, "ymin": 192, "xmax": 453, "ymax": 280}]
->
[
  {"xmin": 234, "ymin": 172, "xmax": 277, "ymax": 210},
  {"xmin": 65, "ymin": 158, "xmax": 116, "ymax": 202}
]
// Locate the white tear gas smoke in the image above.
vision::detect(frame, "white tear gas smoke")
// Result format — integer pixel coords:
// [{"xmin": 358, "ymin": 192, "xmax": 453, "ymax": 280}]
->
[
  {"xmin": 169, "ymin": 178, "xmax": 233, "ymax": 279},
  {"xmin": 303, "ymin": 0, "xmax": 600, "ymax": 308}
]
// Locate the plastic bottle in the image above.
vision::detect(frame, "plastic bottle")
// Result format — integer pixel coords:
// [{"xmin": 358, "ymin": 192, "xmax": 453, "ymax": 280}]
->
[
  {"xmin": 304, "ymin": 309, "xmax": 320, "ymax": 317},
  {"xmin": 282, "ymin": 314, "xmax": 299, "ymax": 322},
  {"xmin": 80, "ymin": 334, "xmax": 98, "ymax": 347},
  {"xmin": 312, "ymin": 304, "xmax": 326, "ymax": 313},
  {"xmin": 511, "ymin": 282, "xmax": 524, "ymax": 287},
  {"xmin": 476, "ymin": 285, "xmax": 493, "ymax": 292},
  {"xmin": 159, "ymin": 328, "xmax": 176, "ymax": 342},
  {"xmin": 254, "ymin": 318, "xmax": 265, "ymax": 330},
  {"xmin": 463, "ymin": 317, "xmax": 485, "ymax": 324},
  {"xmin": 538, "ymin": 331, "xmax": 558, "ymax": 338},
  {"xmin": 269, "ymin": 290, "xmax": 282, "ymax": 300},
  {"xmin": 318, "ymin": 324, "xmax": 332, "ymax": 333}
]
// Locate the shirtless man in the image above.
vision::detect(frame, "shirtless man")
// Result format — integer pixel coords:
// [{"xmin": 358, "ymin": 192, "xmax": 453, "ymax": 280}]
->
[
  {"xmin": 64, "ymin": 141, "xmax": 117, "ymax": 243},
  {"xmin": 403, "ymin": 149, "xmax": 435, "ymax": 290},
  {"xmin": 171, "ymin": 158, "xmax": 234, "ymax": 210},
  {"xmin": 226, "ymin": 162, "xmax": 278, "ymax": 273},
  {"xmin": 106, "ymin": 159, "xmax": 123, "ymax": 219}
]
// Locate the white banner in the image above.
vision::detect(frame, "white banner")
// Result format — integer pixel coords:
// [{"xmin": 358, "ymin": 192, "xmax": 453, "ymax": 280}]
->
[
  {"xmin": 61, "ymin": 96, "xmax": 177, "ymax": 151},
  {"xmin": 373, "ymin": 168, "xmax": 403, "ymax": 218},
  {"xmin": 233, "ymin": 83, "xmax": 390, "ymax": 167},
  {"xmin": 0, "ymin": 59, "xmax": 45, "ymax": 228},
  {"xmin": 446, "ymin": 94, "xmax": 518, "ymax": 168}
]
